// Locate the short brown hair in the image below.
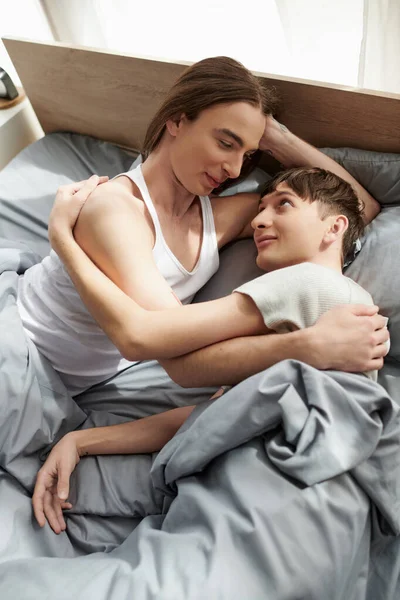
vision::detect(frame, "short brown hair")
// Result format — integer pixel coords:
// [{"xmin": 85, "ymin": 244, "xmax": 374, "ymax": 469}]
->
[
  {"xmin": 142, "ymin": 56, "xmax": 279, "ymax": 187},
  {"xmin": 260, "ymin": 167, "xmax": 365, "ymax": 260}
]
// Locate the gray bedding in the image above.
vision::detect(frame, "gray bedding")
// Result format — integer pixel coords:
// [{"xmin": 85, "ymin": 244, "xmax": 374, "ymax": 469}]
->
[{"xmin": 0, "ymin": 134, "xmax": 400, "ymax": 599}]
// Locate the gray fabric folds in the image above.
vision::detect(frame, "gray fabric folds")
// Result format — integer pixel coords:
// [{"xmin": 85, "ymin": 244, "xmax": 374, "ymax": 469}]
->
[{"xmin": 0, "ymin": 235, "xmax": 400, "ymax": 599}]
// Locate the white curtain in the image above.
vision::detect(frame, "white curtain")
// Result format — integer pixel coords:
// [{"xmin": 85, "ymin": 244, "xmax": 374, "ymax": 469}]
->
[
  {"xmin": 358, "ymin": 0, "xmax": 400, "ymax": 93},
  {"xmin": 3, "ymin": 0, "xmax": 400, "ymax": 94},
  {"xmin": 0, "ymin": 0, "xmax": 53, "ymax": 85}
]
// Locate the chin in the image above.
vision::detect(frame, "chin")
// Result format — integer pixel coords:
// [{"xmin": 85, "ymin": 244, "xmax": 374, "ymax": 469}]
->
[{"xmin": 257, "ymin": 254, "xmax": 289, "ymax": 273}]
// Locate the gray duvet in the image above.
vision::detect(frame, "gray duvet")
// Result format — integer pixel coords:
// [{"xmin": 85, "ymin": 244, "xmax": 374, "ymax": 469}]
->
[{"xmin": 0, "ymin": 240, "xmax": 399, "ymax": 599}]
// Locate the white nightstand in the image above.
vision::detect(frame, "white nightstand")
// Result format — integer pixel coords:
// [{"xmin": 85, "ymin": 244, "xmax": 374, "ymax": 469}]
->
[{"xmin": 0, "ymin": 97, "xmax": 44, "ymax": 171}]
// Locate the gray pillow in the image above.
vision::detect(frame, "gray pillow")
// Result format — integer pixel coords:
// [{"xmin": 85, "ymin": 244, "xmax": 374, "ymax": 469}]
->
[
  {"xmin": 194, "ymin": 239, "xmax": 263, "ymax": 303},
  {"xmin": 321, "ymin": 147, "xmax": 400, "ymax": 363},
  {"xmin": 321, "ymin": 147, "xmax": 400, "ymax": 206},
  {"xmin": 0, "ymin": 133, "xmax": 135, "ymax": 258},
  {"xmin": 345, "ymin": 206, "xmax": 400, "ymax": 362}
]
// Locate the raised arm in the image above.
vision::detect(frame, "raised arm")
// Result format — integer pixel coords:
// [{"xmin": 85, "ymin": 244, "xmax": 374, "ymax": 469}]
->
[
  {"xmin": 259, "ymin": 116, "xmax": 380, "ymax": 224},
  {"xmin": 211, "ymin": 117, "xmax": 380, "ymax": 247}
]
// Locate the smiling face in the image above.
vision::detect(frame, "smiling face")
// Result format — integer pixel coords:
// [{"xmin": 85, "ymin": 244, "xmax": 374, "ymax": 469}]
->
[
  {"xmin": 166, "ymin": 102, "xmax": 266, "ymax": 195},
  {"xmin": 253, "ymin": 183, "xmax": 338, "ymax": 272}
]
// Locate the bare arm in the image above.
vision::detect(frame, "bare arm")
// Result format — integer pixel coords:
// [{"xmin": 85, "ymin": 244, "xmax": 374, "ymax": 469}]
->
[
  {"xmin": 32, "ymin": 406, "xmax": 194, "ymax": 532},
  {"xmin": 51, "ymin": 209, "xmax": 267, "ymax": 362},
  {"xmin": 74, "ymin": 406, "xmax": 194, "ymax": 455},
  {"xmin": 73, "ymin": 180, "xmax": 181, "ymax": 310},
  {"xmin": 211, "ymin": 117, "xmax": 380, "ymax": 245},
  {"xmin": 160, "ymin": 304, "xmax": 389, "ymax": 387},
  {"xmin": 161, "ymin": 329, "xmax": 312, "ymax": 387},
  {"xmin": 259, "ymin": 116, "xmax": 380, "ymax": 224}
]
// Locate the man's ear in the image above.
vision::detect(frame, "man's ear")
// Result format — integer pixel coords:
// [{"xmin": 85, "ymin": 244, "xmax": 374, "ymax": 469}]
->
[
  {"xmin": 166, "ymin": 114, "xmax": 186, "ymax": 137},
  {"xmin": 323, "ymin": 215, "xmax": 348, "ymax": 244}
]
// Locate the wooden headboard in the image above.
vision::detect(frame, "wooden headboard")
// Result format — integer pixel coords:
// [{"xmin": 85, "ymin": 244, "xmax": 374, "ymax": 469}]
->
[{"xmin": 4, "ymin": 37, "xmax": 400, "ymax": 156}]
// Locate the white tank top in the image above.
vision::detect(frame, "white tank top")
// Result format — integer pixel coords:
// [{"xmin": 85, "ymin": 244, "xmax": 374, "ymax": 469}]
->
[{"xmin": 17, "ymin": 165, "xmax": 219, "ymax": 395}]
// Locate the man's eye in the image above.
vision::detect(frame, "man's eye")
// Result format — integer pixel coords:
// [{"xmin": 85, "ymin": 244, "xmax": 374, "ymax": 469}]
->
[{"xmin": 279, "ymin": 199, "xmax": 293, "ymax": 207}]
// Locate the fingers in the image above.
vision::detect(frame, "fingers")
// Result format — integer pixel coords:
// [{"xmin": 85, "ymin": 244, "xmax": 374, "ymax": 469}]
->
[
  {"xmin": 373, "ymin": 325, "xmax": 390, "ymax": 345},
  {"xmin": 32, "ymin": 469, "xmax": 50, "ymax": 528},
  {"xmin": 53, "ymin": 495, "xmax": 67, "ymax": 532},
  {"xmin": 349, "ymin": 304, "xmax": 379, "ymax": 317},
  {"xmin": 43, "ymin": 489, "xmax": 62, "ymax": 534},
  {"xmin": 59, "ymin": 175, "xmax": 109, "ymax": 195},
  {"xmin": 370, "ymin": 313, "xmax": 389, "ymax": 331},
  {"xmin": 57, "ymin": 464, "xmax": 71, "ymax": 502}
]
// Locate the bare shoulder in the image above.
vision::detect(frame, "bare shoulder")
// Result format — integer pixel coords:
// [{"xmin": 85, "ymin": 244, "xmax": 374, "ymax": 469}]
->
[
  {"xmin": 79, "ymin": 179, "xmax": 138, "ymax": 217},
  {"xmin": 211, "ymin": 192, "xmax": 260, "ymax": 248},
  {"xmin": 77, "ymin": 177, "xmax": 146, "ymax": 228},
  {"xmin": 75, "ymin": 177, "xmax": 152, "ymax": 244}
]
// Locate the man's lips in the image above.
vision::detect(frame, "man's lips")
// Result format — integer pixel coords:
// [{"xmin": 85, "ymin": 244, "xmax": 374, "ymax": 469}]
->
[
  {"xmin": 205, "ymin": 173, "xmax": 224, "ymax": 188},
  {"xmin": 255, "ymin": 235, "xmax": 277, "ymax": 248}
]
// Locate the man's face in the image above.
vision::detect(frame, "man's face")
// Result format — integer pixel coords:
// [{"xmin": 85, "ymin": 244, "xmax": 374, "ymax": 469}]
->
[
  {"xmin": 167, "ymin": 102, "xmax": 266, "ymax": 196},
  {"xmin": 252, "ymin": 183, "xmax": 331, "ymax": 271}
]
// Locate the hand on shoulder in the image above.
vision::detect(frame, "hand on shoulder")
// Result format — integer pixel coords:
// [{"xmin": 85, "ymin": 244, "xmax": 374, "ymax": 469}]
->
[{"xmin": 49, "ymin": 175, "xmax": 108, "ymax": 251}]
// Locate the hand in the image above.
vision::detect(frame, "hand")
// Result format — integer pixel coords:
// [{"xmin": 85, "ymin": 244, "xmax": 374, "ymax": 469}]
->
[
  {"xmin": 310, "ymin": 304, "xmax": 389, "ymax": 372},
  {"xmin": 259, "ymin": 115, "xmax": 290, "ymax": 154},
  {"xmin": 32, "ymin": 432, "xmax": 81, "ymax": 534},
  {"xmin": 48, "ymin": 175, "xmax": 108, "ymax": 251}
]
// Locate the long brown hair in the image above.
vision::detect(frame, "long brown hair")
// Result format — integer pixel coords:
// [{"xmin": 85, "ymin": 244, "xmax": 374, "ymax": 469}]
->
[{"xmin": 142, "ymin": 56, "xmax": 279, "ymax": 189}]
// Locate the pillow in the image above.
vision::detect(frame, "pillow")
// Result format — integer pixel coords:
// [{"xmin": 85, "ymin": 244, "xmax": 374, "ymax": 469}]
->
[
  {"xmin": 0, "ymin": 133, "xmax": 135, "ymax": 258},
  {"xmin": 321, "ymin": 147, "xmax": 400, "ymax": 362},
  {"xmin": 345, "ymin": 206, "xmax": 400, "ymax": 362},
  {"xmin": 194, "ymin": 239, "xmax": 263, "ymax": 303},
  {"xmin": 195, "ymin": 147, "xmax": 400, "ymax": 367},
  {"xmin": 131, "ymin": 155, "xmax": 270, "ymax": 197},
  {"xmin": 321, "ymin": 147, "xmax": 400, "ymax": 206}
]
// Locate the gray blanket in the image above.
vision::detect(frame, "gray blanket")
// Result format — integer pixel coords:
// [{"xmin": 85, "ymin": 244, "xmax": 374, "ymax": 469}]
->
[{"xmin": 0, "ymin": 240, "xmax": 400, "ymax": 600}]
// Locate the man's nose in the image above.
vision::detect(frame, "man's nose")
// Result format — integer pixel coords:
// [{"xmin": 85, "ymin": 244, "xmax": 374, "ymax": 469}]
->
[
  {"xmin": 223, "ymin": 155, "xmax": 242, "ymax": 179},
  {"xmin": 251, "ymin": 210, "xmax": 273, "ymax": 231}
]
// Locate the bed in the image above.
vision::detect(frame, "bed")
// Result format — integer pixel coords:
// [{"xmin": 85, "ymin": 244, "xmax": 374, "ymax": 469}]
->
[{"xmin": 0, "ymin": 37, "xmax": 400, "ymax": 600}]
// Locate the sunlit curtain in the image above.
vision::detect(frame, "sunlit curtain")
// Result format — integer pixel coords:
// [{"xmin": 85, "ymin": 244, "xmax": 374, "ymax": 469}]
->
[
  {"xmin": 39, "ymin": 0, "xmax": 365, "ymax": 87},
  {"xmin": 358, "ymin": 0, "xmax": 400, "ymax": 93},
  {"xmin": 4, "ymin": 0, "xmax": 400, "ymax": 94},
  {"xmin": 0, "ymin": 0, "xmax": 53, "ymax": 85}
]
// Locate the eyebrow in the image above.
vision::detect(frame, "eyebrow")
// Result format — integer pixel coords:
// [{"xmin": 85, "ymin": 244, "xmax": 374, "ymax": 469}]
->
[
  {"xmin": 215, "ymin": 128, "xmax": 244, "ymax": 148},
  {"xmin": 259, "ymin": 190, "xmax": 298, "ymax": 204}
]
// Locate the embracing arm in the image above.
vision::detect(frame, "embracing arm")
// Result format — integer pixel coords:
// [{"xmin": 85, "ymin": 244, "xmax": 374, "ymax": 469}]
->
[
  {"xmin": 52, "ymin": 231, "xmax": 266, "ymax": 359},
  {"xmin": 49, "ymin": 180, "xmax": 266, "ymax": 360},
  {"xmin": 260, "ymin": 116, "xmax": 380, "ymax": 224},
  {"xmin": 74, "ymin": 180, "xmax": 182, "ymax": 310},
  {"xmin": 160, "ymin": 304, "xmax": 389, "ymax": 387}
]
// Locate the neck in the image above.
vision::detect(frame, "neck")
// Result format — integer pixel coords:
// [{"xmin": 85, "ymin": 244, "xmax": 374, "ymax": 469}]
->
[
  {"xmin": 307, "ymin": 248, "xmax": 343, "ymax": 273},
  {"xmin": 141, "ymin": 142, "xmax": 197, "ymax": 219}
]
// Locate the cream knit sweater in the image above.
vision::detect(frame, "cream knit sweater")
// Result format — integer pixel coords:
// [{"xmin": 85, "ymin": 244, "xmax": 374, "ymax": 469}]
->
[{"xmin": 235, "ymin": 262, "xmax": 378, "ymax": 381}]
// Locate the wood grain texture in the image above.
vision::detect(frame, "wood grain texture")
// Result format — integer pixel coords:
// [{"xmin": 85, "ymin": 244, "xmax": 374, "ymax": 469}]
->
[{"xmin": 3, "ymin": 37, "xmax": 400, "ymax": 154}]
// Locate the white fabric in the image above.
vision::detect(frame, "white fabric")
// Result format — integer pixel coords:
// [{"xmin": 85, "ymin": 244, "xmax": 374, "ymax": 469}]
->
[
  {"xmin": 17, "ymin": 165, "xmax": 219, "ymax": 395},
  {"xmin": 358, "ymin": 0, "xmax": 400, "ymax": 93},
  {"xmin": 121, "ymin": 165, "xmax": 219, "ymax": 304},
  {"xmin": 235, "ymin": 262, "xmax": 378, "ymax": 381},
  {"xmin": 34, "ymin": 1, "xmax": 400, "ymax": 94}
]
